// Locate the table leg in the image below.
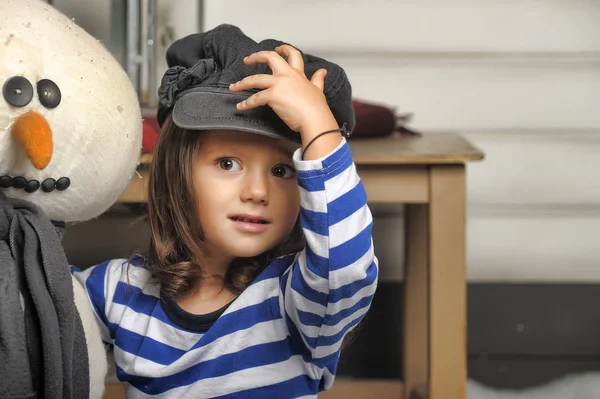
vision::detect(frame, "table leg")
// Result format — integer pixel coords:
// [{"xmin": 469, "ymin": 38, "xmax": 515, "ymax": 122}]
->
[
  {"xmin": 403, "ymin": 203, "xmax": 429, "ymax": 399},
  {"xmin": 429, "ymin": 164, "xmax": 467, "ymax": 399}
]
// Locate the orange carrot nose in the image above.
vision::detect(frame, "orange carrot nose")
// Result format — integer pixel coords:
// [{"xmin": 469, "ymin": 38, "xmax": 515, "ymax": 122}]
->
[{"xmin": 12, "ymin": 111, "xmax": 53, "ymax": 170}]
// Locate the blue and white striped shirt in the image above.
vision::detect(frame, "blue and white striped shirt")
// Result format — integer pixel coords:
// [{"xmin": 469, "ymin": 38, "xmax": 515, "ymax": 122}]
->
[{"xmin": 73, "ymin": 139, "xmax": 378, "ymax": 398}]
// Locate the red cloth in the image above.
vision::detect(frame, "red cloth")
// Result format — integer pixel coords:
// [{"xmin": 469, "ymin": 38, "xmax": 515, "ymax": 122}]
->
[
  {"xmin": 351, "ymin": 99, "xmax": 419, "ymax": 139},
  {"xmin": 142, "ymin": 117, "xmax": 159, "ymax": 154}
]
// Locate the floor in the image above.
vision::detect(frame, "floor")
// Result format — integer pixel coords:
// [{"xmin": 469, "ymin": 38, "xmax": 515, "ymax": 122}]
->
[
  {"xmin": 103, "ymin": 380, "xmax": 405, "ymax": 399},
  {"xmin": 104, "ymin": 374, "xmax": 600, "ymax": 399},
  {"xmin": 469, "ymin": 373, "xmax": 600, "ymax": 398}
]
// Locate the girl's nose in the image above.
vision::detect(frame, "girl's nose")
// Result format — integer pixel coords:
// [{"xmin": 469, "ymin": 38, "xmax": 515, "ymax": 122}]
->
[{"xmin": 240, "ymin": 172, "xmax": 269, "ymax": 205}]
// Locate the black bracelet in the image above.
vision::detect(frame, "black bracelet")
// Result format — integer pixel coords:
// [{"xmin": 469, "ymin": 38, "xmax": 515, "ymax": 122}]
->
[{"xmin": 301, "ymin": 124, "xmax": 350, "ymax": 160}]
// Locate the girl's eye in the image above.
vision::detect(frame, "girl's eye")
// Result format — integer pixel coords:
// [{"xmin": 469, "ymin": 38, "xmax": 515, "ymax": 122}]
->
[
  {"xmin": 271, "ymin": 164, "xmax": 295, "ymax": 179},
  {"xmin": 217, "ymin": 158, "xmax": 241, "ymax": 171}
]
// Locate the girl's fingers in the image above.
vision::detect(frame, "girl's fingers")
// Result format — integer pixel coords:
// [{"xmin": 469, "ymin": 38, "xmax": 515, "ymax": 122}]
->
[
  {"xmin": 275, "ymin": 45, "xmax": 304, "ymax": 72},
  {"xmin": 310, "ymin": 69, "xmax": 327, "ymax": 92},
  {"xmin": 236, "ymin": 90, "xmax": 270, "ymax": 111},
  {"xmin": 229, "ymin": 74, "xmax": 276, "ymax": 92},
  {"xmin": 243, "ymin": 50, "xmax": 288, "ymax": 72}
]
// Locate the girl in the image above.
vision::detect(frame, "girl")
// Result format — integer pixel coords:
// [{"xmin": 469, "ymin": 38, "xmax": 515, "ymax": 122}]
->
[{"xmin": 73, "ymin": 25, "xmax": 378, "ymax": 398}]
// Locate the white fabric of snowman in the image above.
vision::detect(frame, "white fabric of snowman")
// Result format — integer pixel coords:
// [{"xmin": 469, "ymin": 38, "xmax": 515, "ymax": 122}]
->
[{"xmin": 0, "ymin": 0, "xmax": 142, "ymax": 397}]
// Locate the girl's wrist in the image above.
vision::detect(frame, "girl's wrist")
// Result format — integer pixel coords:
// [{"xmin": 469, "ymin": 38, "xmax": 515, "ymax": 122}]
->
[
  {"xmin": 299, "ymin": 112, "xmax": 343, "ymax": 161},
  {"xmin": 298, "ymin": 111, "xmax": 339, "ymax": 141}
]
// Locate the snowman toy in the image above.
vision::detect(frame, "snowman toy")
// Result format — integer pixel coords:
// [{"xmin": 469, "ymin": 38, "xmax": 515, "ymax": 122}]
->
[{"xmin": 0, "ymin": 0, "xmax": 142, "ymax": 398}]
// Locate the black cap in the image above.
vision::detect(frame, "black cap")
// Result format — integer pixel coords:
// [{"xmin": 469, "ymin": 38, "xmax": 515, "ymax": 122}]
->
[{"xmin": 157, "ymin": 24, "xmax": 354, "ymax": 143}]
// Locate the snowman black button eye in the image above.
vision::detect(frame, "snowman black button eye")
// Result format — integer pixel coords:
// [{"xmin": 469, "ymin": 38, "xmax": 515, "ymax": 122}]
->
[
  {"xmin": 37, "ymin": 79, "xmax": 61, "ymax": 109},
  {"xmin": 3, "ymin": 76, "xmax": 34, "ymax": 107}
]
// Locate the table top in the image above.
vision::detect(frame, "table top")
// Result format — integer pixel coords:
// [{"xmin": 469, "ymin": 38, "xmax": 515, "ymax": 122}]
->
[
  {"xmin": 348, "ymin": 132, "xmax": 484, "ymax": 165},
  {"xmin": 139, "ymin": 132, "xmax": 484, "ymax": 166}
]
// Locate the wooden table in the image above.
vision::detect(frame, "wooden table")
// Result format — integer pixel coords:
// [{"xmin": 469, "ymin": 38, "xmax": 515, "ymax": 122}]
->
[{"xmin": 118, "ymin": 132, "xmax": 484, "ymax": 399}]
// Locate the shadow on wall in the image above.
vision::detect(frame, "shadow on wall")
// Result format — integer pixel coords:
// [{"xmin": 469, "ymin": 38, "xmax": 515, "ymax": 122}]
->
[
  {"xmin": 63, "ymin": 204, "xmax": 150, "ymax": 268},
  {"xmin": 63, "ymin": 204, "xmax": 600, "ymax": 388}
]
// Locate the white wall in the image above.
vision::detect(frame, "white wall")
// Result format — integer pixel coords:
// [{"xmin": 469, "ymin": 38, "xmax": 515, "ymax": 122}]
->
[
  {"xmin": 154, "ymin": 0, "xmax": 201, "ymax": 94},
  {"xmin": 161, "ymin": 0, "xmax": 600, "ymax": 283}
]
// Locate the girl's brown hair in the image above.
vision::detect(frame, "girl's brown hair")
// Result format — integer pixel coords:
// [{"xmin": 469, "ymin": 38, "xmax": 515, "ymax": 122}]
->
[{"xmin": 144, "ymin": 116, "xmax": 305, "ymax": 299}]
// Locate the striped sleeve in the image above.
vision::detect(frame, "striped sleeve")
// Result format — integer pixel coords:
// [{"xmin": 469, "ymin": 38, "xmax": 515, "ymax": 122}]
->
[
  {"xmin": 71, "ymin": 256, "xmax": 153, "ymax": 345},
  {"xmin": 282, "ymin": 138, "xmax": 379, "ymax": 369}
]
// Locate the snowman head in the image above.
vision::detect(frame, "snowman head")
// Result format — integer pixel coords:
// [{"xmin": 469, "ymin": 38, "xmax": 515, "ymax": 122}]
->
[{"xmin": 0, "ymin": 0, "xmax": 142, "ymax": 222}]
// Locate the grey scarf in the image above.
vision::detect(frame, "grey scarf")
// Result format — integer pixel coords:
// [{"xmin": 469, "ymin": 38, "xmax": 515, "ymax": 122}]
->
[{"xmin": 0, "ymin": 192, "xmax": 89, "ymax": 399}]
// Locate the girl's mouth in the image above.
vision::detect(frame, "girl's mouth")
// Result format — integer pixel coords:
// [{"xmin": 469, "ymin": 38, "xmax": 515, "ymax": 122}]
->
[
  {"xmin": 229, "ymin": 216, "xmax": 269, "ymax": 224},
  {"xmin": 229, "ymin": 215, "xmax": 271, "ymax": 234}
]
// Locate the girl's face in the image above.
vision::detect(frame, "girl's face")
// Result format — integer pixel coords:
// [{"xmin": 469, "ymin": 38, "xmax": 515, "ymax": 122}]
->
[{"xmin": 193, "ymin": 130, "xmax": 300, "ymax": 260}]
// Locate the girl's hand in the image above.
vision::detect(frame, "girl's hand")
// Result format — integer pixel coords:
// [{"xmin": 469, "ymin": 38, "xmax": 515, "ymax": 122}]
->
[{"xmin": 229, "ymin": 45, "xmax": 339, "ymax": 142}]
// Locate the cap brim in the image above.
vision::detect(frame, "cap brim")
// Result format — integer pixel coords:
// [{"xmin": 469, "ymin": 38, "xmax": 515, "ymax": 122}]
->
[{"xmin": 172, "ymin": 87, "xmax": 301, "ymax": 143}]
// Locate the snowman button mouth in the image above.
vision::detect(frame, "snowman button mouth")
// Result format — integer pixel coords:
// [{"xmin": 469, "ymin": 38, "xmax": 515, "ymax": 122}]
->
[{"xmin": 0, "ymin": 175, "xmax": 70, "ymax": 193}]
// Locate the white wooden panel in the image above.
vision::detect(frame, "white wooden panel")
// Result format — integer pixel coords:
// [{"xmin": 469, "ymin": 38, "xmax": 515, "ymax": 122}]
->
[
  {"xmin": 338, "ymin": 61, "xmax": 600, "ymax": 130},
  {"xmin": 464, "ymin": 131, "xmax": 600, "ymax": 205},
  {"xmin": 467, "ymin": 215, "xmax": 600, "ymax": 282},
  {"xmin": 204, "ymin": 0, "xmax": 600, "ymax": 53},
  {"xmin": 198, "ymin": 1, "xmax": 600, "ymax": 285},
  {"xmin": 372, "ymin": 211, "xmax": 600, "ymax": 283},
  {"xmin": 154, "ymin": 0, "xmax": 201, "ymax": 92}
]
